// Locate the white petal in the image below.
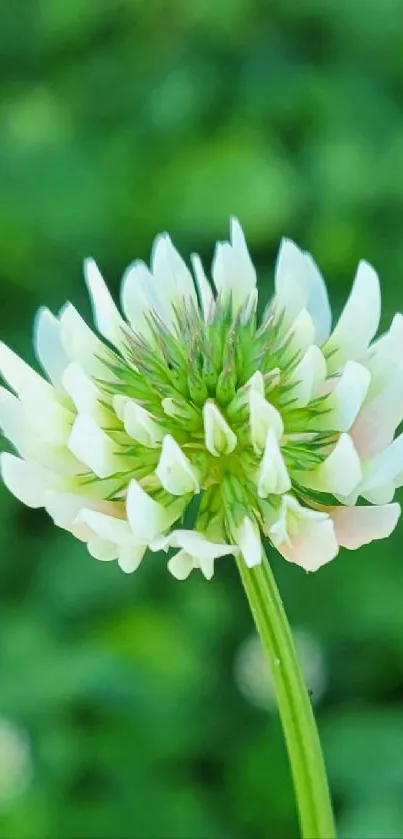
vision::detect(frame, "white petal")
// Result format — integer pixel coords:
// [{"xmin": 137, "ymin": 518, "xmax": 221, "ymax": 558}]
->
[
  {"xmin": 0, "ymin": 341, "xmax": 50, "ymax": 397},
  {"xmin": 156, "ymin": 435, "xmax": 200, "ymax": 495},
  {"xmin": 120, "ymin": 261, "xmax": 154, "ymax": 334},
  {"xmin": 203, "ymin": 401, "xmax": 237, "ymax": 456},
  {"xmin": 88, "ymin": 538, "xmax": 119, "ymax": 561},
  {"xmin": 34, "ymin": 308, "xmax": 69, "ymax": 388},
  {"xmin": 227, "ymin": 371, "xmax": 266, "ymax": 417},
  {"xmin": 212, "ymin": 218, "xmax": 256, "ymax": 309},
  {"xmin": 151, "ymin": 234, "xmax": 197, "ymax": 312},
  {"xmin": 1, "ymin": 453, "xmax": 65, "ymax": 508},
  {"xmin": 302, "ymin": 253, "xmax": 332, "ymax": 345},
  {"xmin": 367, "ymin": 314, "xmax": 403, "ymax": 374},
  {"xmin": 112, "ymin": 395, "xmax": 127, "ymax": 422},
  {"xmin": 163, "ymin": 534, "xmax": 229, "ymax": 581},
  {"xmin": 275, "ymin": 239, "xmax": 308, "ymax": 327},
  {"xmin": 45, "ymin": 491, "xmax": 119, "ymax": 540},
  {"xmin": 190, "ymin": 254, "xmax": 214, "ymax": 321},
  {"xmin": 360, "ymin": 432, "xmax": 403, "ymax": 493},
  {"xmin": 84, "ymin": 258, "xmax": 126, "ymax": 348},
  {"xmin": 0, "ymin": 387, "xmax": 79, "ymax": 474},
  {"xmin": 126, "ymin": 259, "xmax": 172, "ymax": 325},
  {"xmin": 362, "ymin": 485, "xmax": 395, "ymax": 505},
  {"xmin": 249, "ymin": 391, "xmax": 283, "ymax": 453},
  {"xmin": 379, "ymin": 313, "xmax": 403, "ymax": 368},
  {"xmin": 0, "ymin": 356, "xmax": 74, "ymax": 446},
  {"xmin": 162, "ymin": 530, "xmax": 237, "ymax": 581},
  {"xmin": 45, "ymin": 491, "xmax": 92, "ymax": 535},
  {"xmin": 229, "ymin": 217, "xmax": 257, "ymax": 296},
  {"xmin": 75, "ymin": 508, "xmax": 134, "ymax": 545},
  {"xmin": 126, "ymin": 479, "xmax": 181, "ymax": 543},
  {"xmin": 118, "ymin": 544, "xmax": 146, "ymax": 573},
  {"xmin": 270, "ymin": 495, "xmax": 338, "ymax": 571},
  {"xmin": 196, "ymin": 556, "xmax": 215, "ymax": 580},
  {"xmin": 167, "ymin": 550, "xmax": 195, "ymax": 580},
  {"xmin": 246, "ymin": 371, "xmax": 266, "ymax": 396},
  {"xmin": 152, "ymin": 529, "xmax": 235, "ymax": 560},
  {"xmin": 287, "ymin": 345, "xmax": 327, "ymax": 408},
  {"xmin": 59, "ymin": 303, "xmax": 113, "ymax": 378},
  {"xmin": 296, "ymin": 433, "xmax": 362, "ymax": 496},
  {"xmin": 123, "ymin": 400, "xmax": 163, "ymax": 448},
  {"xmin": 22, "ymin": 384, "xmax": 73, "ymax": 447},
  {"xmin": 235, "ymin": 517, "xmax": 262, "ymax": 568},
  {"xmin": 330, "ymin": 503, "xmax": 400, "ymax": 550},
  {"xmin": 62, "ymin": 362, "xmax": 113, "ymax": 427},
  {"xmin": 275, "ymin": 239, "xmax": 331, "ymax": 343},
  {"xmin": 258, "ymin": 429, "xmax": 291, "ymax": 496},
  {"xmin": 318, "ymin": 361, "xmax": 371, "ymax": 432},
  {"xmin": 0, "ymin": 386, "xmax": 38, "ymax": 457},
  {"xmin": 325, "ymin": 260, "xmax": 381, "ymax": 371},
  {"xmin": 68, "ymin": 414, "xmax": 125, "ymax": 478},
  {"xmin": 388, "ymin": 312, "xmax": 403, "ymax": 349},
  {"xmin": 282, "ymin": 309, "xmax": 316, "ymax": 365}
]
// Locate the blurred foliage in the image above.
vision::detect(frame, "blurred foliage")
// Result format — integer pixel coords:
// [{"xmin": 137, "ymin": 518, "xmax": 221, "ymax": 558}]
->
[{"xmin": 1, "ymin": 0, "xmax": 403, "ymax": 836}]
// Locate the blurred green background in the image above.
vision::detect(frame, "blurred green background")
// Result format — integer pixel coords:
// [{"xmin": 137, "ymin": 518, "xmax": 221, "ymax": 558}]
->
[{"xmin": 1, "ymin": 1, "xmax": 403, "ymax": 837}]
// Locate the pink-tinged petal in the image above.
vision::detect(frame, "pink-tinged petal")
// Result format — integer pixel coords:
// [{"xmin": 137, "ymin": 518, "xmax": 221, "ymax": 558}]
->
[
  {"xmin": 330, "ymin": 504, "xmax": 400, "ymax": 550},
  {"xmin": 270, "ymin": 498, "xmax": 339, "ymax": 572},
  {"xmin": 350, "ymin": 373, "xmax": 403, "ymax": 459}
]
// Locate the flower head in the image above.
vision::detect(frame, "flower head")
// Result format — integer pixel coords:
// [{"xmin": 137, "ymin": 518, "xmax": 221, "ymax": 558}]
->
[{"xmin": 0, "ymin": 219, "xmax": 401, "ymax": 578}]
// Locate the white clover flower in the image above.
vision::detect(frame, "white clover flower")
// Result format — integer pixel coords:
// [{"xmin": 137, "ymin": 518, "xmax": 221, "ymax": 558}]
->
[{"xmin": 0, "ymin": 219, "xmax": 401, "ymax": 578}]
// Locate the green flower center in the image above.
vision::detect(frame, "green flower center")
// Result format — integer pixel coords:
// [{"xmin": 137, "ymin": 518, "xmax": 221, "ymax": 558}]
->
[{"xmin": 96, "ymin": 293, "xmax": 336, "ymax": 528}]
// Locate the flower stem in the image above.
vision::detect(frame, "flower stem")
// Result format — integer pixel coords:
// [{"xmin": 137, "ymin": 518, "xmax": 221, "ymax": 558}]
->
[{"xmin": 236, "ymin": 551, "xmax": 335, "ymax": 839}]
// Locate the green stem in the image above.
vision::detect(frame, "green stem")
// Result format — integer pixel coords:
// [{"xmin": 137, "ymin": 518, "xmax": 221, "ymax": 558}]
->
[{"xmin": 236, "ymin": 551, "xmax": 335, "ymax": 839}]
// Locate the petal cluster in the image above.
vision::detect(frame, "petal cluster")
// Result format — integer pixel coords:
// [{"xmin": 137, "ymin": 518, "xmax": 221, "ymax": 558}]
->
[{"xmin": 0, "ymin": 220, "xmax": 401, "ymax": 579}]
